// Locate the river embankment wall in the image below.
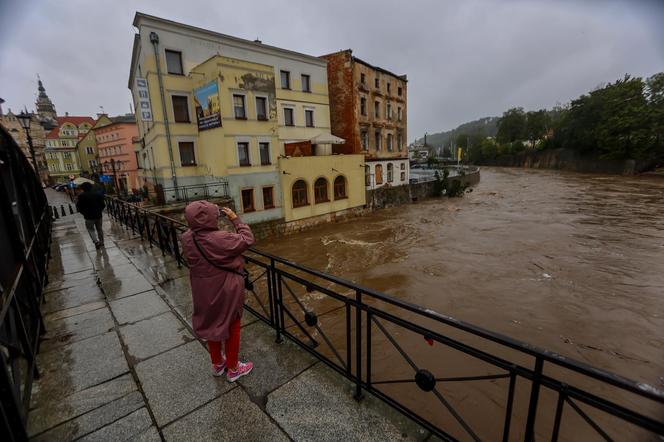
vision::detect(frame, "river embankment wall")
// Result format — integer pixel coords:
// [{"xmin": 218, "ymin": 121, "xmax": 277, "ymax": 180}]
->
[
  {"xmin": 479, "ymin": 148, "xmax": 654, "ymax": 175},
  {"xmin": 149, "ymin": 169, "xmax": 481, "ymax": 240},
  {"xmin": 250, "ymin": 168, "xmax": 481, "ymax": 239}
]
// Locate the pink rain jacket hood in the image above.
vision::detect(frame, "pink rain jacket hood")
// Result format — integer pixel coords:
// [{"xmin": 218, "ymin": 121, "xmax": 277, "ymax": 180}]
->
[{"xmin": 181, "ymin": 201, "xmax": 255, "ymax": 341}]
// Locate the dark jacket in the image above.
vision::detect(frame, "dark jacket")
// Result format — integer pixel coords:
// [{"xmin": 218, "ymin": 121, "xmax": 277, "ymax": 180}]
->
[{"xmin": 76, "ymin": 191, "xmax": 106, "ymax": 220}]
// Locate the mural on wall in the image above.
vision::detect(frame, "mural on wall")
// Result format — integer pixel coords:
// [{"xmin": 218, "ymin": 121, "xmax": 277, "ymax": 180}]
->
[{"xmin": 194, "ymin": 81, "xmax": 222, "ymax": 130}]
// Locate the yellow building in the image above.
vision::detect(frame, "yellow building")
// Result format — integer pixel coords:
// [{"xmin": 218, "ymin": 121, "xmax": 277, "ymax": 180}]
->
[
  {"xmin": 129, "ymin": 12, "xmax": 365, "ymax": 224},
  {"xmin": 45, "ymin": 115, "xmax": 95, "ymax": 183},
  {"xmin": 77, "ymin": 114, "xmax": 111, "ymax": 177}
]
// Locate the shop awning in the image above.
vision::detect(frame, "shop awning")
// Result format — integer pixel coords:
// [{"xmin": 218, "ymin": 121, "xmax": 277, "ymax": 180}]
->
[{"xmin": 310, "ymin": 133, "xmax": 345, "ymax": 144}]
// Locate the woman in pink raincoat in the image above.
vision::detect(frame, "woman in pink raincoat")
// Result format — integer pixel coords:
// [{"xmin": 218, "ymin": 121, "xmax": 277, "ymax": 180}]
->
[{"xmin": 181, "ymin": 201, "xmax": 255, "ymax": 381}]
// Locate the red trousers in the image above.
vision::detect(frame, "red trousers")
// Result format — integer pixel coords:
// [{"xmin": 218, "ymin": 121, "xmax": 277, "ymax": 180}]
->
[{"xmin": 207, "ymin": 317, "xmax": 241, "ymax": 369}]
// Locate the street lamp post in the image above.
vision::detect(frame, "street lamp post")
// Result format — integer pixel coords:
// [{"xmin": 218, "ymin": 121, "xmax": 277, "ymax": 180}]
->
[{"xmin": 16, "ymin": 111, "xmax": 40, "ymax": 184}]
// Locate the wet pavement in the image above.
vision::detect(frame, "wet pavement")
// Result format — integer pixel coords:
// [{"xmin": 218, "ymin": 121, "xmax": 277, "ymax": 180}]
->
[{"xmin": 29, "ymin": 189, "xmax": 432, "ymax": 441}]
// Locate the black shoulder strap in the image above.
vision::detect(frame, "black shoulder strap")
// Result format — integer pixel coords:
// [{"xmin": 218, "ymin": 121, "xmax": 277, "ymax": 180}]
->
[{"xmin": 191, "ymin": 233, "xmax": 244, "ymax": 277}]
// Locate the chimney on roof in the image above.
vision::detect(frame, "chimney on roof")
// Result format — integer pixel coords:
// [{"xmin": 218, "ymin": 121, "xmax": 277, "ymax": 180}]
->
[{"xmin": 65, "ymin": 111, "xmax": 69, "ymax": 116}]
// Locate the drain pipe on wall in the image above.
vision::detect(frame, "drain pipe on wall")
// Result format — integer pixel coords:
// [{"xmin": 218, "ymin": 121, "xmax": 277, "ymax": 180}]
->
[{"xmin": 149, "ymin": 32, "xmax": 178, "ymax": 192}]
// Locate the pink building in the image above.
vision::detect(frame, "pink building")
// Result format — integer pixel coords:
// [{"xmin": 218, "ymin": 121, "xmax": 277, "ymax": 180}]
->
[{"xmin": 95, "ymin": 115, "xmax": 139, "ymax": 192}]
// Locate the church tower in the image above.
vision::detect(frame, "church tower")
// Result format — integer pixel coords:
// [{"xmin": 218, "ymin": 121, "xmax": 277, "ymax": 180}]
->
[{"xmin": 35, "ymin": 75, "xmax": 57, "ymax": 120}]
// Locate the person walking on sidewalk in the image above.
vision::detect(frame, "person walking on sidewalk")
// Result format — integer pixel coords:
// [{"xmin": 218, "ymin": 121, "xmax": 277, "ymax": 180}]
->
[
  {"xmin": 75, "ymin": 182, "xmax": 105, "ymax": 250},
  {"xmin": 181, "ymin": 201, "xmax": 255, "ymax": 382}
]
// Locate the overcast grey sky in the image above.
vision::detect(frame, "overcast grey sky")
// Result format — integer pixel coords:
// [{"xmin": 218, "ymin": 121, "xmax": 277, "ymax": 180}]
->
[{"xmin": 1, "ymin": 0, "xmax": 662, "ymax": 140}]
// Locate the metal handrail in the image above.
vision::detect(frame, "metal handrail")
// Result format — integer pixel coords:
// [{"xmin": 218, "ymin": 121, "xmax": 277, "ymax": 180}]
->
[
  {"xmin": 104, "ymin": 195, "xmax": 664, "ymax": 440},
  {"xmin": 1, "ymin": 126, "xmax": 52, "ymax": 440}
]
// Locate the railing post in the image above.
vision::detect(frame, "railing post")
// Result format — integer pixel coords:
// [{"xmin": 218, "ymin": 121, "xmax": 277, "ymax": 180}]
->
[
  {"xmin": 354, "ymin": 289, "xmax": 363, "ymax": 400},
  {"xmin": 346, "ymin": 302, "xmax": 352, "ymax": 378},
  {"xmin": 502, "ymin": 368, "xmax": 517, "ymax": 442},
  {"xmin": 267, "ymin": 258, "xmax": 277, "ymax": 333},
  {"xmin": 170, "ymin": 221, "xmax": 182, "ymax": 268},
  {"xmin": 551, "ymin": 384, "xmax": 567, "ymax": 442},
  {"xmin": 155, "ymin": 219, "xmax": 166, "ymax": 256},
  {"xmin": 366, "ymin": 308, "xmax": 372, "ymax": 393},
  {"xmin": 276, "ymin": 273, "xmax": 285, "ymax": 343},
  {"xmin": 524, "ymin": 357, "xmax": 544, "ymax": 441}
]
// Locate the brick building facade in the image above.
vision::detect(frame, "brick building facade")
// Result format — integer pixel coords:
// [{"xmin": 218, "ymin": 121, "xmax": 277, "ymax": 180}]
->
[{"xmin": 321, "ymin": 50, "xmax": 409, "ymax": 188}]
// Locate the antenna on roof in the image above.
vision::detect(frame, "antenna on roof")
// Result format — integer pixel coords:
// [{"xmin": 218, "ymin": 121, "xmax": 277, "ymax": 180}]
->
[{"xmin": 99, "ymin": 105, "xmax": 105, "ymax": 115}]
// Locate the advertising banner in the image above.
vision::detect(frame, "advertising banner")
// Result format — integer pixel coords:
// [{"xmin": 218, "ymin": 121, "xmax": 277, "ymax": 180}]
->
[
  {"xmin": 135, "ymin": 78, "xmax": 153, "ymax": 122},
  {"xmin": 194, "ymin": 81, "xmax": 221, "ymax": 131}
]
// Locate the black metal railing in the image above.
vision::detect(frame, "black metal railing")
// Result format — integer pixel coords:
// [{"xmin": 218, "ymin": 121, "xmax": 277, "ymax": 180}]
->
[
  {"xmin": 0, "ymin": 126, "xmax": 52, "ymax": 440},
  {"xmin": 105, "ymin": 196, "xmax": 664, "ymax": 441}
]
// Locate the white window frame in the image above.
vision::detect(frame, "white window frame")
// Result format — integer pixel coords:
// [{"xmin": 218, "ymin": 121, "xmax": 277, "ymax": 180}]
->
[
  {"xmin": 258, "ymin": 138, "xmax": 271, "ymax": 166},
  {"xmin": 231, "ymin": 91, "xmax": 247, "ymax": 119},
  {"xmin": 169, "ymin": 92, "xmax": 193, "ymax": 123},
  {"xmin": 235, "ymin": 137, "xmax": 252, "ymax": 167},
  {"xmin": 301, "ymin": 73, "xmax": 311, "ymax": 92},
  {"xmin": 254, "ymin": 94, "xmax": 268, "ymax": 120},
  {"xmin": 164, "ymin": 48, "xmax": 184, "ymax": 75},
  {"xmin": 282, "ymin": 105, "xmax": 295, "ymax": 127},
  {"xmin": 175, "ymin": 136, "xmax": 197, "ymax": 167},
  {"xmin": 304, "ymin": 108, "xmax": 315, "ymax": 128},
  {"xmin": 280, "ymin": 70, "xmax": 291, "ymax": 89}
]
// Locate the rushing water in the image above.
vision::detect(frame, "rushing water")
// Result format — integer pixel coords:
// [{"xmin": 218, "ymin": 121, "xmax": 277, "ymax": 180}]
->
[{"xmin": 257, "ymin": 167, "xmax": 664, "ymax": 438}]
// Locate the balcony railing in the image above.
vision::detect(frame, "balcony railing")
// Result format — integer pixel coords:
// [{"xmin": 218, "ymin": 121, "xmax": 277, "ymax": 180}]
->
[{"xmin": 105, "ymin": 196, "xmax": 664, "ymax": 441}]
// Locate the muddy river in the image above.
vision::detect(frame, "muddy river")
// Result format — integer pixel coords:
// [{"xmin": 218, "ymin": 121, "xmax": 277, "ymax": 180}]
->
[{"xmin": 256, "ymin": 167, "xmax": 664, "ymax": 439}]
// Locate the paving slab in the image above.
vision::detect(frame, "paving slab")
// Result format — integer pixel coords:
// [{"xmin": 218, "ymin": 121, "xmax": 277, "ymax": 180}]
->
[
  {"xmin": 110, "ymin": 290, "xmax": 170, "ymax": 324},
  {"xmin": 237, "ymin": 320, "xmax": 317, "ymax": 399},
  {"xmin": 44, "ymin": 269, "xmax": 98, "ymax": 292},
  {"xmin": 96, "ymin": 262, "xmax": 136, "ymax": 281},
  {"xmin": 162, "ymin": 387, "xmax": 289, "ymax": 442},
  {"xmin": 43, "ymin": 301, "xmax": 106, "ymax": 322},
  {"xmin": 31, "ymin": 391, "xmax": 145, "ymax": 442},
  {"xmin": 28, "ymin": 374, "xmax": 137, "ymax": 437},
  {"xmin": 78, "ymin": 407, "xmax": 153, "ymax": 442},
  {"xmin": 41, "ymin": 282, "xmax": 105, "ymax": 314},
  {"xmin": 31, "ymin": 331, "xmax": 129, "ymax": 409},
  {"xmin": 91, "ymin": 250, "xmax": 132, "ymax": 267},
  {"xmin": 41, "ymin": 307, "xmax": 115, "ymax": 351},
  {"xmin": 135, "ymin": 340, "xmax": 233, "ymax": 427},
  {"xmin": 101, "ymin": 270, "xmax": 154, "ymax": 300},
  {"xmin": 119, "ymin": 311, "xmax": 193, "ymax": 362},
  {"xmin": 134, "ymin": 427, "xmax": 163, "ymax": 442},
  {"xmin": 266, "ymin": 363, "xmax": 430, "ymax": 442}
]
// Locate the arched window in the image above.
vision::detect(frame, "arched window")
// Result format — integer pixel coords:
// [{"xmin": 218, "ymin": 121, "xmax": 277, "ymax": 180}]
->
[
  {"xmin": 387, "ymin": 163, "xmax": 394, "ymax": 182},
  {"xmin": 314, "ymin": 177, "xmax": 329, "ymax": 203},
  {"xmin": 375, "ymin": 164, "xmax": 383, "ymax": 185},
  {"xmin": 292, "ymin": 180, "xmax": 308, "ymax": 207},
  {"xmin": 334, "ymin": 176, "xmax": 347, "ymax": 199}
]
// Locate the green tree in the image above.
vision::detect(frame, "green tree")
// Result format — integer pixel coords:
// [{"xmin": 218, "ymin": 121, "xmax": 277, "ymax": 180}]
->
[
  {"xmin": 496, "ymin": 107, "xmax": 526, "ymax": 143},
  {"xmin": 480, "ymin": 138, "xmax": 498, "ymax": 159},
  {"xmin": 646, "ymin": 73, "xmax": 664, "ymax": 157},
  {"xmin": 525, "ymin": 110, "xmax": 549, "ymax": 149}
]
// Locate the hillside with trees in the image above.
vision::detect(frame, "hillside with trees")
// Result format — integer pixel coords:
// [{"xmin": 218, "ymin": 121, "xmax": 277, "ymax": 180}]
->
[
  {"xmin": 465, "ymin": 73, "xmax": 664, "ymax": 166},
  {"xmin": 419, "ymin": 73, "xmax": 664, "ymax": 170},
  {"xmin": 415, "ymin": 117, "xmax": 499, "ymax": 154}
]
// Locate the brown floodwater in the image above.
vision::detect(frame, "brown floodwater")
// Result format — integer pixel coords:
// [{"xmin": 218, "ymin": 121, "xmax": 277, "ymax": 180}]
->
[{"xmin": 256, "ymin": 167, "xmax": 664, "ymax": 440}]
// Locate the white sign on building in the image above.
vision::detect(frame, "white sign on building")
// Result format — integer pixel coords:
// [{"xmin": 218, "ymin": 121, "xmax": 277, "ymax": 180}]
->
[{"xmin": 135, "ymin": 78, "xmax": 153, "ymax": 122}]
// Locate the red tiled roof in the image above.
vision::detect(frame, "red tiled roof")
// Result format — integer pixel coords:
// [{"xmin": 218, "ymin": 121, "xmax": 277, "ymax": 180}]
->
[
  {"xmin": 45, "ymin": 116, "xmax": 97, "ymax": 139},
  {"xmin": 56, "ymin": 116, "xmax": 96, "ymax": 126},
  {"xmin": 45, "ymin": 128, "xmax": 60, "ymax": 139}
]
